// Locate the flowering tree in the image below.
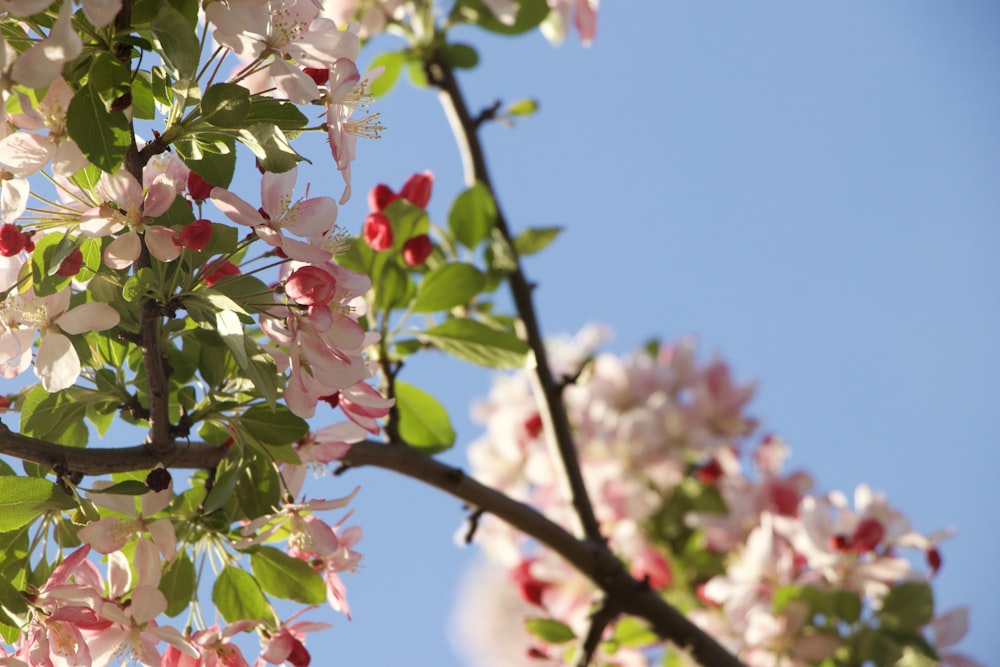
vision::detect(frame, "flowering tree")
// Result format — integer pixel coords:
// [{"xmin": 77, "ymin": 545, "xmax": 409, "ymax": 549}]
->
[{"xmin": 0, "ymin": 2, "xmax": 982, "ymax": 667}]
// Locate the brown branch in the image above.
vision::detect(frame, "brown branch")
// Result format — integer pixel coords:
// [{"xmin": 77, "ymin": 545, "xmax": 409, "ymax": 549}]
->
[
  {"xmin": 341, "ymin": 440, "xmax": 743, "ymax": 667},
  {"xmin": 0, "ymin": 424, "xmax": 225, "ymax": 475},
  {"xmin": 116, "ymin": 0, "xmax": 174, "ymax": 455},
  {"xmin": 424, "ymin": 57, "xmax": 604, "ymax": 546}
]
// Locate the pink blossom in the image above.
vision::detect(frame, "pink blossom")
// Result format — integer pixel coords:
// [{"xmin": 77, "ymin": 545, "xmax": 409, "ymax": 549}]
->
[
  {"xmin": 77, "ymin": 482, "xmax": 177, "ymax": 559},
  {"xmin": 10, "ymin": 1, "xmax": 82, "ymax": 88},
  {"xmin": 255, "ymin": 611, "xmax": 330, "ymax": 667},
  {"xmin": 323, "ymin": 58, "xmax": 384, "ymax": 204},
  {"xmin": 210, "ymin": 169, "xmax": 336, "ymax": 263},
  {"xmin": 0, "ymin": 288, "xmax": 120, "ymax": 391}
]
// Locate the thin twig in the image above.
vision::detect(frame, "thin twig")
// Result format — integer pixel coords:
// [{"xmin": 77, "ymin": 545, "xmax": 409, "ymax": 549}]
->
[
  {"xmin": 577, "ymin": 596, "xmax": 619, "ymax": 667},
  {"xmin": 424, "ymin": 56, "xmax": 604, "ymax": 546}
]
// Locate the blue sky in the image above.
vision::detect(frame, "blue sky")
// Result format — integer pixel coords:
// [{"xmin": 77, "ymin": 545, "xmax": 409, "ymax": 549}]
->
[{"xmin": 311, "ymin": 2, "xmax": 999, "ymax": 664}]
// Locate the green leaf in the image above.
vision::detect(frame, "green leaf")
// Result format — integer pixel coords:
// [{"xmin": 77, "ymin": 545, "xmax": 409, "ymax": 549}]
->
[
  {"xmin": 448, "ymin": 182, "xmax": 497, "ymax": 248},
  {"xmin": 507, "ymin": 98, "xmax": 539, "ymax": 116},
  {"xmin": 201, "ymin": 83, "xmax": 251, "ymax": 127},
  {"xmin": 368, "ymin": 52, "xmax": 405, "ymax": 98},
  {"xmin": 29, "ymin": 233, "xmax": 74, "ymax": 296},
  {"xmin": 88, "ymin": 53, "xmax": 131, "ymax": 111},
  {"xmin": 150, "ymin": 3, "xmax": 201, "ymax": 78},
  {"xmin": 525, "ymin": 617, "xmax": 576, "ymax": 644},
  {"xmin": 202, "ymin": 444, "xmax": 242, "ymax": 515},
  {"xmin": 0, "ymin": 478, "xmax": 75, "ymax": 532},
  {"xmin": 612, "ymin": 617, "xmax": 658, "ymax": 647},
  {"xmin": 123, "ymin": 267, "xmax": 154, "ymax": 302},
  {"xmin": 394, "ymin": 381, "xmax": 455, "ymax": 454},
  {"xmin": 66, "ymin": 83, "xmax": 130, "ymax": 172},
  {"xmin": 244, "ymin": 99, "xmax": 309, "ymax": 130},
  {"xmin": 456, "ymin": 0, "xmax": 550, "ymax": 35},
  {"xmin": 419, "ymin": 318, "xmax": 530, "ymax": 369},
  {"xmin": 234, "ymin": 448, "xmax": 282, "ymax": 520},
  {"xmin": 373, "ymin": 261, "xmax": 413, "ymax": 311},
  {"xmin": 178, "ymin": 135, "xmax": 237, "ymax": 188},
  {"xmin": 514, "ymin": 226, "xmax": 562, "ymax": 256},
  {"xmin": 250, "ymin": 546, "xmax": 326, "ymax": 604},
  {"xmin": 412, "ymin": 263, "xmax": 485, "ymax": 313},
  {"xmin": 238, "ymin": 405, "xmax": 308, "ymax": 447},
  {"xmin": 212, "ymin": 565, "xmax": 272, "ymax": 624},
  {"xmin": 440, "ymin": 43, "xmax": 479, "ymax": 69},
  {"xmin": 238, "ymin": 123, "xmax": 305, "ymax": 173},
  {"xmin": 90, "ymin": 480, "xmax": 150, "ymax": 496},
  {"xmin": 160, "ymin": 550, "xmax": 195, "ymax": 617},
  {"xmin": 877, "ymin": 581, "xmax": 934, "ymax": 629},
  {"xmin": 20, "ymin": 386, "xmax": 88, "ymax": 446}
]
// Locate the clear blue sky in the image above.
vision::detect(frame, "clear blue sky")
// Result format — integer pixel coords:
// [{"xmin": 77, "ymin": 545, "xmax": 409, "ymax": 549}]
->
[{"xmin": 311, "ymin": 2, "xmax": 999, "ymax": 664}]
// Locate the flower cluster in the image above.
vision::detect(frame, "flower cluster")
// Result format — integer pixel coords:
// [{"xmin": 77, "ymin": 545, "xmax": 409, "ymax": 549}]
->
[
  {"xmin": 363, "ymin": 172, "xmax": 435, "ymax": 266},
  {"xmin": 460, "ymin": 325, "xmax": 981, "ymax": 666}
]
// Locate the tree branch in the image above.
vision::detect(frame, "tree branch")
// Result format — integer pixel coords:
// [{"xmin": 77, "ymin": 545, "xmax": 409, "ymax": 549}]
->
[
  {"xmin": 424, "ymin": 56, "xmax": 604, "ymax": 546},
  {"xmin": 341, "ymin": 440, "xmax": 743, "ymax": 667},
  {"xmin": 0, "ymin": 424, "xmax": 225, "ymax": 475},
  {"xmin": 116, "ymin": 0, "xmax": 174, "ymax": 455}
]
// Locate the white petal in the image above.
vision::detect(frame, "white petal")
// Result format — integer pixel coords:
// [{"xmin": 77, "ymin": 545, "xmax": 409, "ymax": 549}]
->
[
  {"xmin": 35, "ymin": 331, "xmax": 80, "ymax": 392},
  {"xmin": 56, "ymin": 302, "xmax": 120, "ymax": 335}
]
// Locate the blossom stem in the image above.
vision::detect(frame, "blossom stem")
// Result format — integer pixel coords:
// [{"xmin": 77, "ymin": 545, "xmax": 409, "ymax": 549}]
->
[{"xmin": 424, "ymin": 56, "xmax": 604, "ymax": 544}]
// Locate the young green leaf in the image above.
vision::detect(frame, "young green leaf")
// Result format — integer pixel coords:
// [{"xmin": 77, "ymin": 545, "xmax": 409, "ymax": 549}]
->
[
  {"xmin": 368, "ymin": 51, "xmax": 405, "ymax": 98},
  {"xmin": 66, "ymin": 83, "xmax": 130, "ymax": 172},
  {"xmin": 394, "ymin": 381, "xmax": 456, "ymax": 454},
  {"xmin": 412, "ymin": 263, "xmax": 486, "ymax": 313},
  {"xmin": 250, "ymin": 547, "xmax": 326, "ymax": 604},
  {"xmin": 212, "ymin": 566, "xmax": 272, "ymax": 624},
  {"xmin": 525, "ymin": 618, "xmax": 576, "ymax": 644},
  {"xmin": 238, "ymin": 405, "xmax": 309, "ymax": 447},
  {"xmin": 418, "ymin": 319, "xmax": 530, "ymax": 369},
  {"xmin": 0, "ymin": 477, "xmax": 76, "ymax": 533},
  {"xmin": 448, "ymin": 182, "xmax": 497, "ymax": 248},
  {"xmin": 514, "ymin": 227, "xmax": 562, "ymax": 256}
]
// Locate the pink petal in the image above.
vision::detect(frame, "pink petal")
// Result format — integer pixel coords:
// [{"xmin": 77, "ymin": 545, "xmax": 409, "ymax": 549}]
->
[
  {"xmin": 146, "ymin": 225, "xmax": 182, "ymax": 262},
  {"xmin": 104, "ymin": 230, "xmax": 142, "ymax": 269},
  {"xmin": 284, "ymin": 197, "xmax": 338, "ymax": 238},
  {"xmin": 210, "ymin": 188, "xmax": 264, "ymax": 227},
  {"xmin": 143, "ymin": 175, "xmax": 177, "ymax": 218}
]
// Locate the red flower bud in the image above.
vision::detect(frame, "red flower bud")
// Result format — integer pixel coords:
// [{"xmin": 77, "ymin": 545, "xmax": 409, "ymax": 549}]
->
[
  {"xmin": 510, "ymin": 560, "xmax": 548, "ymax": 608},
  {"xmin": 399, "ymin": 171, "xmax": 433, "ymax": 209},
  {"xmin": 55, "ymin": 248, "xmax": 84, "ymax": 277},
  {"xmin": 0, "ymin": 223, "xmax": 27, "ymax": 257},
  {"xmin": 180, "ymin": 219, "xmax": 213, "ymax": 251},
  {"xmin": 303, "ymin": 67, "xmax": 329, "ymax": 86},
  {"xmin": 285, "ymin": 266, "xmax": 337, "ymax": 305},
  {"xmin": 696, "ymin": 459, "xmax": 724, "ymax": 485},
  {"xmin": 187, "ymin": 171, "xmax": 214, "ymax": 202},
  {"xmin": 204, "ymin": 261, "xmax": 240, "ymax": 286},
  {"xmin": 523, "ymin": 412, "xmax": 544, "ymax": 439},
  {"xmin": 368, "ymin": 183, "xmax": 397, "ymax": 212},
  {"xmin": 852, "ymin": 517, "xmax": 885, "ymax": 553},
  {"xmin": 402, "ymin": 234, "xmax": 432, "ymax": 266},
  {"xmin": 363, "ymin": 213, "xmax": 393, "ymax": 251},
  {"xmin": 927, "ymin": 547, "xmax": 942, "ymax": 574}
]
